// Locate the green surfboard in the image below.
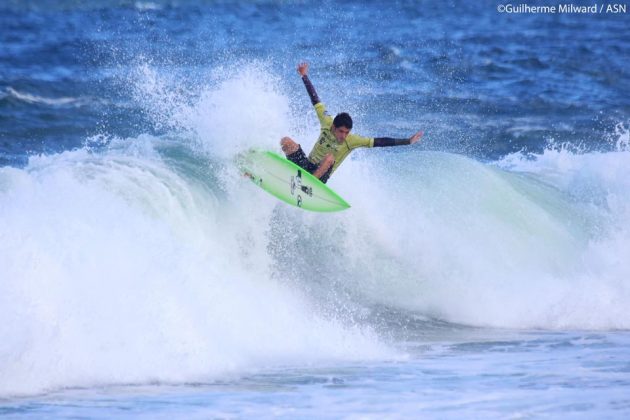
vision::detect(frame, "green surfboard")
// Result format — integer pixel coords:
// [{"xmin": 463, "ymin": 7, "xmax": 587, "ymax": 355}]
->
[{"xmin": 237, "ymin": 150, "xmax": 350, "ymax": 212}]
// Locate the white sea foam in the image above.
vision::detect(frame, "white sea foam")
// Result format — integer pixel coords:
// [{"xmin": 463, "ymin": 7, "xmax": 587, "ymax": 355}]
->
[
  {"xmin": 322, "ymin": 142, "xmax": 630, "ymax": 330},
  {"xmin": 0, "ymin": 138, "xmax": 389, "ymax": 397}
]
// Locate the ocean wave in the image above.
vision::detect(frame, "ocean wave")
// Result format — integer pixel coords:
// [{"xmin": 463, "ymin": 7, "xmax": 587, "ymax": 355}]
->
[
  {"xmin": 1, "ymin": 67, "xmax": 629, "ymax": 397},
  {"xmin": 134, "ymin": 1, "xmax": 162, "ymax": 12},
  {"xmin": 2, "ymin": 133, "xmax": 630, "ymax": 397},
  {"xmin": 3, "ymin": 87, "xmax": 87, "ymax": 107}
]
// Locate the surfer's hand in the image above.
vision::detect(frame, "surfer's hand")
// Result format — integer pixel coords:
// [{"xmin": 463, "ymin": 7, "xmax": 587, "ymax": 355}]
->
[
  {"xmin": 409, "ymin": 131, "xmax": 423, "ymax": 144},
  {"xmin": 297, "ymin": 62, "xmax": 309, "ymax": 77}
]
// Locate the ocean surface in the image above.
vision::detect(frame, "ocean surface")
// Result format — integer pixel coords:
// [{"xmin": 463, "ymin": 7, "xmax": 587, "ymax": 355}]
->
[{"xmin": 1, "ymin": 0, "xmax": 630, "ymax": 418}]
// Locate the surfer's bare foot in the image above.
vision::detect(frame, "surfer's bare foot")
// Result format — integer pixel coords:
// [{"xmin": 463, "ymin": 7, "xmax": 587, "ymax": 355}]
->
[{"xmin": 280, "ymin": 137, "xmax": 299, "ymax": 155}]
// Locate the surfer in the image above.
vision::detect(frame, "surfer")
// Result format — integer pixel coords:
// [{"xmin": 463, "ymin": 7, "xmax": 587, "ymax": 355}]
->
[{"xmin": 281, "ymin": 62, "xmax": 423, "ymax": 183}]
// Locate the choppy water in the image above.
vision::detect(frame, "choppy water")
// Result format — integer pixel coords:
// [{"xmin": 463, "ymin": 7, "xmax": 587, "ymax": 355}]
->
[{"xmin": 1, "ymin": 0, "xmax": 630, "ymax": 418}]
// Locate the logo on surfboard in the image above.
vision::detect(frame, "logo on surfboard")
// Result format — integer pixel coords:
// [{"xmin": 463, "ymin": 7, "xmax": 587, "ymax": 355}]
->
[{"xmin": 290, "ymin": 169, "xmax": 313, "ymax": 207}]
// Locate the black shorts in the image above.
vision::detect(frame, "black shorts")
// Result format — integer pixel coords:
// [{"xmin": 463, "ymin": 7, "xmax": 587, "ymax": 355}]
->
[{"xmin": 286, "ymin": 146, "xmax": 332, "ymax": 184}]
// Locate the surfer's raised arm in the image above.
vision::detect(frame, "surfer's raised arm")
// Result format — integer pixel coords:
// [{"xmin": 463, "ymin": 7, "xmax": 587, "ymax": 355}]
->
[{"xmin": 297, "ymin": 62, "xmax": 320, "ymax": 105}]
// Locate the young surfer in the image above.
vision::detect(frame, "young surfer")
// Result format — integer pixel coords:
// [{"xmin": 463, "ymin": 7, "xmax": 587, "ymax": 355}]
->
[{"xmin": 280, "ymin": 62, "xmax": 423, "ymax": 183}]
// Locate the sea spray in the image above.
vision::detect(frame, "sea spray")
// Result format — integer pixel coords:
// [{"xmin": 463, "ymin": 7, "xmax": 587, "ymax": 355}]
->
[{"xmin": 130, "ymin": 62, "xmax": 296, "ymax": 158}]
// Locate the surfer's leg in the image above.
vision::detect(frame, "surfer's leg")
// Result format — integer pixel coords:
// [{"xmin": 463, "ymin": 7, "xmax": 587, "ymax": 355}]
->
[
  {"xmin": 280, "ymin": 137, "xmax": 299, "ymax": 155},
  {"xmin": 319, "ymin": 165, "xmax": 333, "ymax": 184},
  {"xmin": 312, "ymin": 153, "xmax": 334, "ymax": 181},
  {"xmin": 284, "ymin": 142, "xmax": 318, "ymax": 173}
]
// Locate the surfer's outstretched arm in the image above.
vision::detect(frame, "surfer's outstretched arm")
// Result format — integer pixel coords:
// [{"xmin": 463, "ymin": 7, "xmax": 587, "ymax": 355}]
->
[
  {"xmin": 373, "ymin": 130, "xmax": 423, "ymax": 147},
  {"xmin": 297, "ymin": 62, "xmax": 320, "ymax": 105}
]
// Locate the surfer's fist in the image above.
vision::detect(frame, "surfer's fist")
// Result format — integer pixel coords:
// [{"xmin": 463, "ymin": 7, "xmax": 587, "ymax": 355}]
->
[
  {"xmin": 297, "ymin": 62, "xmax": 309, "ymax": 77},
  {"xmin": 409, "ymin": 131, "xmax": 424, "ymax": 145}
]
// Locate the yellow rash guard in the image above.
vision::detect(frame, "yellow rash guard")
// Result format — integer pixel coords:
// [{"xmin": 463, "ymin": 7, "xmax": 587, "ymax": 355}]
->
[{"xmin": 307, "ymin": 102, "xmax": 374, "ymax": 175}]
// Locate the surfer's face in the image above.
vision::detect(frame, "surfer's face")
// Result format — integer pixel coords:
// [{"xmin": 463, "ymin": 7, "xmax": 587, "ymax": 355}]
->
[{"xmin": 332, "ymin": 125, "xmax": 350, "ymax": 142}]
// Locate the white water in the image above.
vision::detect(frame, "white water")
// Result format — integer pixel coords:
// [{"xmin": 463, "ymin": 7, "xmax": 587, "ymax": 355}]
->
[
  {"xmin": 0, "ymin": 138, "xmax": 389, "ymax": 397},
  {"xmin": 1, "ymin": 68, "xmax": 629, "ymax": 397}
]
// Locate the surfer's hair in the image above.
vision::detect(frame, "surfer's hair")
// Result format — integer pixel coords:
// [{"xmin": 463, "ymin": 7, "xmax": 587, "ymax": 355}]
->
[{"xmin": 333, "ymin": 113, "xmax": 353, "ymax": 130}]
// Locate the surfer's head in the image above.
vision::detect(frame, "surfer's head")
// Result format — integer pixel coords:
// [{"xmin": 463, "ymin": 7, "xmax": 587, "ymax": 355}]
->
[{"xmin": 332, "ymin": 113, "xmax": 352, "ymax": 142}]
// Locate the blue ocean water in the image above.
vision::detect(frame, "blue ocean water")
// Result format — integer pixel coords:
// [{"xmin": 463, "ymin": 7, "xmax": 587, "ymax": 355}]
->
[{"xmin": 1, "ymin": 0, "xmax": 630, "ymax": 418}]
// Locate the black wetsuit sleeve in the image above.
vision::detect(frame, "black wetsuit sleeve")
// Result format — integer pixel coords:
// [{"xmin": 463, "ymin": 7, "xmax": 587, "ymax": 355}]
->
[
  {"xmin": 301, "ymin": 75, "xmax": 320, "ymax": 105},
  {"xmin": 373, "ymin": 137, "xmax": 411, "ymax": 147}
]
